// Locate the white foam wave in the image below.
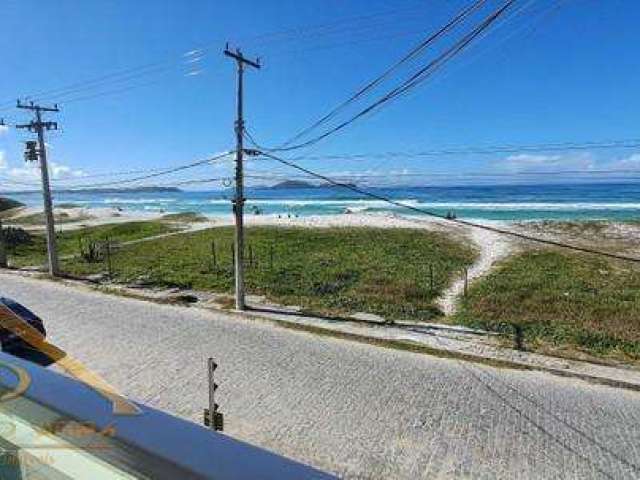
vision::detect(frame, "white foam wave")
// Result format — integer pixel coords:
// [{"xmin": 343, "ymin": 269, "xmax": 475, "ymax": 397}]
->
[
  {"xmin": 208, "ymin": 198, "xmax": 421, "ymax": 207},
  {"xmin": 413, "ymin": 202, "xmax": 640, "ymax": 210},
  {"xmin": 103, "ymin": 198, "xmax": 178, "ymax": 204}
]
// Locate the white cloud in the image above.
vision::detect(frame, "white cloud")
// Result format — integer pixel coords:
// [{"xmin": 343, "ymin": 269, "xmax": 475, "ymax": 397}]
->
[
  {"xmin": 50, "ymin": 162, "xmax": 85, "ymax": 179},
  {"xmin": 0, "ymin": 125, "xmax": 8, "ymax": 136},
  {"xmin": 0, "ymin": 151, "xmax": 6, "ymax": 170},
  {"xmin": 499, "ymin": 153, "xmax": 595, "ymax": 173},
  {"xmin": 607, "ymin": 153, "xmax": 640, "ymax": 171},
  {"xmin": 3, "ymin": 160, "xmax": 84, "ymax": 181}
]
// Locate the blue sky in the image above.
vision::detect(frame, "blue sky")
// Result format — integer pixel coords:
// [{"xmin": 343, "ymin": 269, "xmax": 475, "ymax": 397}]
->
[{"xmin": 1, "ymin": 0, "xmax": 639, "ymax": 189}]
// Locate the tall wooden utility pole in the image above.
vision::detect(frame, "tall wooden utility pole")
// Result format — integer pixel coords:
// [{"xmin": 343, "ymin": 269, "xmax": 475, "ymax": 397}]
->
[
  {"xmin": 224, "ymin": 44, "xmax": 260, "ymax": 311},
  {"xmin": 0, "ymin": 119, "xmax": 5, "ymax": 268},
  {"xmin": 16, "ymin": 101, "xmax": 60, "ymax": 276}
]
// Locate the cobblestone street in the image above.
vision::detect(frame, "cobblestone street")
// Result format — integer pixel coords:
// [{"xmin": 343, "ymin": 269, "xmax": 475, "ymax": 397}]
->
[{"xmin": 2, "ymin": 273, "xmax": 639, "ymax": 479}]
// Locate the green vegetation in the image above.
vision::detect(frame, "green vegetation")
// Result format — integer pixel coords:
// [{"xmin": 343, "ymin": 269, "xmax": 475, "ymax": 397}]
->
[
  {"xmin": 9, "ymin": 211, "xmax": 94, "ymax": 225},
  {"xmin": 7, "ymin": 221, "xmax": 177, "ymax": 268},
  {"xmin": 0, "ymin": 197, "xmax": 24, "ymax": 214},
  {"xmin": 161, "ymin": 211, "xmax": 208, "ymax": 223},
  {"xmin": 455, "ymin": 249, "xmax": 640, "ymax": 360},
  {"xmin": 62, "ymin": 226, "xmax": 476, "ymax": 322}
]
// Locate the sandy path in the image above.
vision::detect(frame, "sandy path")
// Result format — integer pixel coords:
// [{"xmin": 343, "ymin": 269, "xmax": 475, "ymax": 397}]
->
[{"xmin": 436, "ymin": 226, "xmax": 515, "ymax": 316}]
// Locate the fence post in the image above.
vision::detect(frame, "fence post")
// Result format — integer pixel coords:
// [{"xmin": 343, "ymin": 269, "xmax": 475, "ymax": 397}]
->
[
  {"xmin": 0, "ymin": 220, "xmax": 7, "ymax": 268},
  {"xmin": 429, "ymin": 263, "xmax": 434, "ymax": 292},
  {"xmin": 269, "ymin": 243, "xmax": 274, "ymax": 270},
  {"xmin": 105, "ymin": 237, "xmax": 112, "ymax": 278},
  {"xmin": 513, "ymin": 324, "xmax": 524, "ymax": 350},
  {"xmin": 463, "ymin": 268, "xmax": 468, "ymax": 297},
  {"xmin": 211, "ymin": 240, "xmax": 217, "ymax": 269}
]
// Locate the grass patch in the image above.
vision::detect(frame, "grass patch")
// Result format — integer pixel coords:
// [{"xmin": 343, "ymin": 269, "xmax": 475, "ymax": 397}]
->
[
  {"xmin": 161, "ymin": 211, "xmax": 208, "ymax": 223},
  {"xmin": 9, "ymin": 211, "xmax": 94, "ymax": 225},
  {"xmin": 62, "ymin": 226, "xmax": 476, "ymax": 322},
  {"xmin": 7, "ymin": 221, "xmax": 178, "ymax": 268},
  {"xmin": 519, "ymin": 220, "xmax": 610, "ymax": 234},
  {"xmin": 455, "ymin": 249, "xmax": 640, "ymax": 360}
]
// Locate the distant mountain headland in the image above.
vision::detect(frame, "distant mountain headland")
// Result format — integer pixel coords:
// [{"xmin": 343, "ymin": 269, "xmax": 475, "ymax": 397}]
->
[
  {"xmin": 0, "ymin": 197, "xmax": 25, "ymax": 212},
  {"xmin": 55, "ymin": 186, "xmax": 182, "ymax": 194},
  {"xmin": 269, "ymin": 180, "xmax": 356, "ymax": 190},
  {"xmin": 269, "ymin": 180, "xmax": 315, "ymax": 189},
  {"xmin": 0, "ymin": 186, "xmax": 182, "ymax": 195}
]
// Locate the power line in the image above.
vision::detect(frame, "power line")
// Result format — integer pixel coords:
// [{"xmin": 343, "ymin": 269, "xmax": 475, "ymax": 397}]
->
[
  {"xmin": 52, "ymin": 151, "xmax": 234, "ymax": 190},
  {"xmin": 0, "ymin": 3, "xmax": 431, "ymax": 111},
  {"xmin": 58, "ymin": 78, "xmax": 174, "ymax": 105},
  {"xmin": 274, "ymin": 0, "xmax": 488, "ymax": 149},
  {"xmin": 240, "ymin": 3, "xmax": 427, "ymax": 48},
  {"xmin": 272, "ymin": 139, "xmax": 640, "ymax": 162},
  {"xmin": 258, "ymin": 150, "xmax": 640, "ymax": 264},
  {"xmin": 250, "ymin": 0, "xmax": 517, "ymax": 153},
  {"xmin": 0, "ymin": 49, "xmax": 213, "ymax": 111}
]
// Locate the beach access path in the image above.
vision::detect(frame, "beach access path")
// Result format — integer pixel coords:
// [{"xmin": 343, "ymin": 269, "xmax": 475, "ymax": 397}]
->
[{"xmin": 2, "ymin": 272, "xmax": 639, "ymax": 479}]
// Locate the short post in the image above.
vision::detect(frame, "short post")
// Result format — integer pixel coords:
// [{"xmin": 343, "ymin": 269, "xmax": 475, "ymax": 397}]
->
[
  {"xmin": 463, "ymin": 268, "xmax": 468, "ymax": 297},
  {"xmin": 204, "ymin": 358, "xmax": 224, "ymax": 431},
  {"xmin": 211, "ymin": 240, "xmax": 217, "ymax": 270},
  {"xmin": 269, "ymin": 243, "xmax": 274, "ymax": 270},
  {"xmin": 0, "ymin": 220, "xmax": 7, "ymax": 268},
  {"xmin": 513, "ymin": 324, "xmax": 524, "ymax": 351},
  {"xmin": 105, "ymin": 237, "xmax": 112, "ymax": 278},
  {"xmin": 429, "ymin": 263, "xmax": 434, "ymax": 292}
]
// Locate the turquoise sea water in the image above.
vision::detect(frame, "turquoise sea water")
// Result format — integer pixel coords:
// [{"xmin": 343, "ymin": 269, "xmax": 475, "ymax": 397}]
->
[{"xmin": 6, "ymin": 183, "xmax": 640, "ymax": 222}]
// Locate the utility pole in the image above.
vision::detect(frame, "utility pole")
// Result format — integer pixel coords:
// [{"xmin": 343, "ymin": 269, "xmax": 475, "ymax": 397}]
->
[
  {"xmin": 16, "ymin": 100, "xmax": 60, "ymax": 276},
  {"xmin": 0, "ymin": 219, "xmax": 6, "ymax": 269},
  {"xmin": 224, "ymin": 44, "xmax": 260, "ymax": 311}
]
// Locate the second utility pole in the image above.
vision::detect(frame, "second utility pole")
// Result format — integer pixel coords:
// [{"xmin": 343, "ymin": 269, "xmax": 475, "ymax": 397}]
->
[{"xmin": 224, "ymin": 44, "xmax": 260, "ymax": 311}]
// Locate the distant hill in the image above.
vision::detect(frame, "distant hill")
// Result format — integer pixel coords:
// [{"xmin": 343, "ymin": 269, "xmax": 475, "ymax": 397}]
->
[
  {"xmin": 0, "ymin": 186, "xmax": 181, "ymax": 195},
  {"xmin": 269, "ymin": 180, "xmax": 356, "ymax": 190},
  {"xmin": 270, "ymin": 180, "xmax": 316, "ymax": 189},
  {"xmin": 0, "ymin": 197, "xmax": 24, "ymax": 212},
  {"xmin": 54, "ymin": 186, "xmax": 182, "ymax": 194}
]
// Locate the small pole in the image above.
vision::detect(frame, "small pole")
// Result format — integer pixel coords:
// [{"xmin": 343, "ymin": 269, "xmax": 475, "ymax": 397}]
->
[
  {"xmin": 205, "ymin": 358, "xmax": 223, "ymax": 431},
  {"xmin": 429, "ymin": 263, "xmax": 434, "ymax": 292},
  {"xmin": 230, "ymin": 242, "xmax": 235, "ymax": 267},
  {"xmin": 513, "ymin": 324, "xmax": 524, "ymax": 351},
  {"xmin": 105, "ymin": 237, "xmax": 112, "ymax": 278},
  {"xmin": 0, "ymin": 219, "xmax": 7, "ymax": 268},
  {"xmin": 463, "ymin": 268, "xmax": 469, "ymax": 297},
  {"xmin": 269, "ymin": 243, "xmax": 274, "ymax": 270},
  {"xmin": 208, "ymin": 358, "xmax": 216, "ymax": 431},
  {"xmin": 211, "ymin": 239, "xmax": 217, "ymax": 269}
]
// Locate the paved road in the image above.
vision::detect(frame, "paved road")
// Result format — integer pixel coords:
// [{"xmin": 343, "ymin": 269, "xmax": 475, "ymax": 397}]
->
[{"xmin": 2, "ymin": 273, "xmax": 640, "ymax": 479}]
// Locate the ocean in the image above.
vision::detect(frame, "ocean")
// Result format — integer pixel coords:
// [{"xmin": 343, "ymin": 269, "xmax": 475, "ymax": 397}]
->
[{"xmin": 7, "ymin": 182, "xmax": 640, "ymax": 222}]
